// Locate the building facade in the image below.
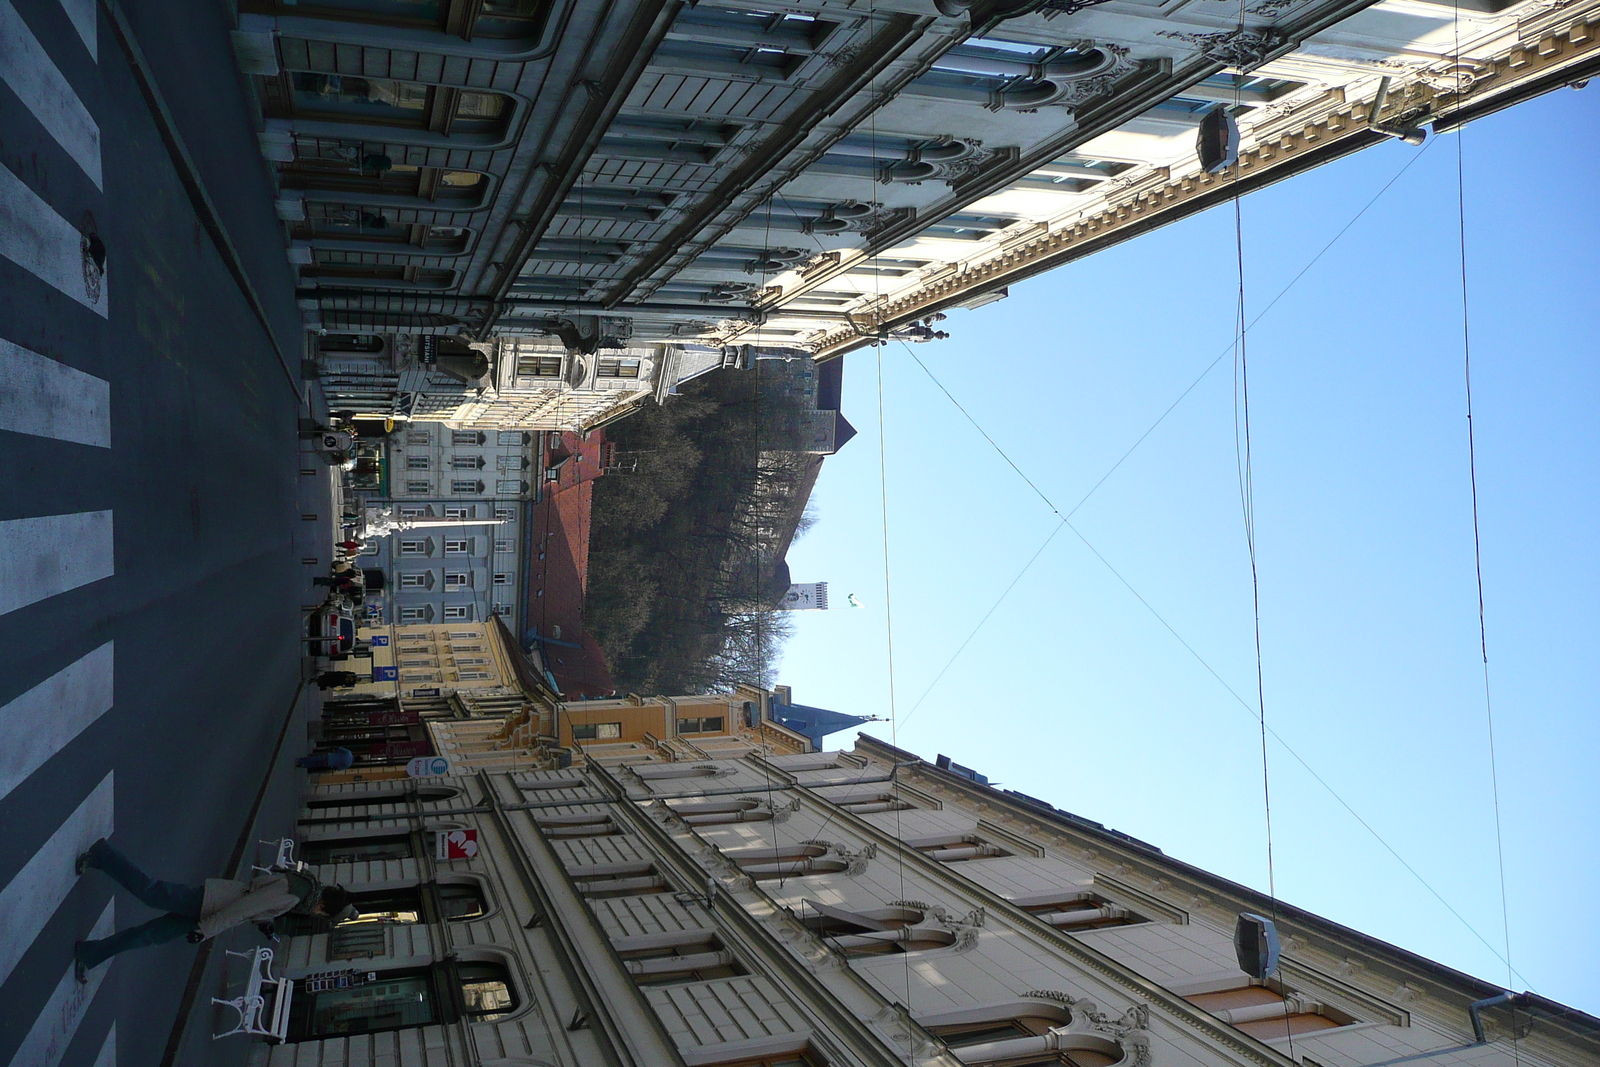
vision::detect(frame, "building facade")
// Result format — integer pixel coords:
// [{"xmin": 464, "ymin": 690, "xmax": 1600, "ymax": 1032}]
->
[
  {"xmin": 239, "ymin": 0, "xmax": 1600, "ymax": 368},
  {"xmin": 254, "ymin": 686, "xmax": 1596, "ymax": 1067},
  {"xmin": 352, "ymin": 423, "xmax": 540, "ymax": 629}
]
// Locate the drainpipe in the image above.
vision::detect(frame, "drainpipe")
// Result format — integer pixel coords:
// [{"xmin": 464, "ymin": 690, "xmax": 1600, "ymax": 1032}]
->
[{"xmin": 1470, "ymin": 992, "xmax": 1528, "ymax": 1044}]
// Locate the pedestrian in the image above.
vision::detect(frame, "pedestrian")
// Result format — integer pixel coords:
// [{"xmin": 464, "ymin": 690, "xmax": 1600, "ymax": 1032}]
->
[
  {"xmin": 315, "ymin": 670, "xmax": 360, "ymax": 690},
  {"xmin": 73, "ymin": 838, "xmax": 355, "ymax": 980},
  {"xmin": 296, "ymin": 746, "xmax": 354, "ymax": 771}
]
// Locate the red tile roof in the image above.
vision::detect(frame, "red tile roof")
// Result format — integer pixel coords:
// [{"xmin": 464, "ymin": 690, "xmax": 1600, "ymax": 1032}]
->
[{"xmin": 525, "ymin": 431, "xmax": 616, "ymax": 698}]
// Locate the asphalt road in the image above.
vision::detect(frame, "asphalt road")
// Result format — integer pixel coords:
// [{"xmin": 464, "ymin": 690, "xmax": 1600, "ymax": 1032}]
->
[{"xmin": 0, "ymin": 0, "xmax": 324, "ymax": 1063}]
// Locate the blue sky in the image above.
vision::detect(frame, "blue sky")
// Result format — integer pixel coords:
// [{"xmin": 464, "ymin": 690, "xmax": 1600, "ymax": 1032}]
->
[{"xmin": 775, "ymin": 86, "xmax": 1599, "ymax": 1014}]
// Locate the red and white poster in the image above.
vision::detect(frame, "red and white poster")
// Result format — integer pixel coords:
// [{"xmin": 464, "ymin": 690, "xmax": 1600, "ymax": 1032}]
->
[{"xmin": 435, "ymin": 829, "xmax": 480, "ymax": 860}]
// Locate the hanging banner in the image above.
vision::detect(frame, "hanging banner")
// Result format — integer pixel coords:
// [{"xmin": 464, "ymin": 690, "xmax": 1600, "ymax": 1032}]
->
[
  {"xmin": 407, "ymin": 756, "xmax": 452, "ymax": 778},
  {"xmin": 436, "ymin": 828, "xmax": 480, "ymax": 860}
]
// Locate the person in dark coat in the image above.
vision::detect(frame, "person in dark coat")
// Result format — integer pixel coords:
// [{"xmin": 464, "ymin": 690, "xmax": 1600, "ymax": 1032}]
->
[
  {"xmin": 296, "ymin": 746, "xmax": 355, "ymax": 771},
  {"xmin": 316, "ymin": 670, "xmax": 361, "ymax": 690},
  {"xmin": 73, "ymin": 839, "xmax": 354, "ymax": 980}
]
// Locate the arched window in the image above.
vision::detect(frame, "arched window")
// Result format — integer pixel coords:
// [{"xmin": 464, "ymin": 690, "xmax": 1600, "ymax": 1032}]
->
[
  {"xmin": 279, "ymin": 880, "xmax": 488, "ymax": 936},
  {"xmin": 535, "ymin": 812, "xmax": 619, "ymax": 837},
  {"xmin": 796, "ymin": 900, "xmax": 953, "ymax": 957},
  {"xmin": 247, "ymin": 0, "xmax": 552, "ymax": 43},
  {"xmin": 287, "ymin": 959, "xmax": 516, "ymax": 1040},
  {"xmin": 284, "ymin": 73, "xmax": 512, "ymax": 137},
  {"xmin": 568, "ymin": 862, "xmax": 667, "ymax": 899},
  {"xmin": 301, "ymin": 832, "xmax": 415, "ymax": 865},
  {"xmin": 907, "ymin": 833, "xmax": 1010, "ymax": 863}
]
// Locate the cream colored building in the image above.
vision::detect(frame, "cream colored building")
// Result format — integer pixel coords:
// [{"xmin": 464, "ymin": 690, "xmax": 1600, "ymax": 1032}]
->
[{"xmin": 255, "ymin": 687, "xmax": 1594, "ymax": 1067}]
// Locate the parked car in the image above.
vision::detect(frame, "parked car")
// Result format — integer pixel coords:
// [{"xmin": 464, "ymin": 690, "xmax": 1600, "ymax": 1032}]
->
[{"xmin": 306, "ymin": 600, "xmax": 356, "ymax": 656}]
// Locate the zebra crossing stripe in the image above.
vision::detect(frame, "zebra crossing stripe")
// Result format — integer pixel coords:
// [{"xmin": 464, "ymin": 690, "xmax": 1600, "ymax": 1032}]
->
[
  {"xmin": 0, "ymin": 336, "xmax": 111, "ymax": 447},
  {"xmin": 0, "ymin": 772, "xmax": 113, "ymax": 986},
  {"xmin": 89, "ymin": 1023, "xmax": 115, "ymax": 1067},
  {"xmin": 0, "ymin": 0, "xmax": 102, "ymax": 189},
  {"xmin": 0, "ymin": 644, "xmax": 114, "ymax": 804},
  {"xmin": 0, "ymin": 163, "xmax": 108, "ymax": 315},
  {"xmin": 5, "ymin": 898, "xmax": 113, "ymax": 1067},
  {"xmin": 0, "ymin": 511, "xmax": 114, "ymax": 618},
  {"xmin": 58, "ymin": 0, "xmax": 97, "ymax": 61}
]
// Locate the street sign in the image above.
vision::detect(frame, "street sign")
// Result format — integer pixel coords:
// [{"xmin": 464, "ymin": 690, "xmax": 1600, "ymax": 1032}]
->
[
  {"xmin": 407, "ymin": 756, "xmax": 451, "ymax": 778},
  {"xmin": 436, "ymin": 829, "xmax": 479, "ymax": 861},
  {"xmin": 373, "ymin": 665, "xmax": 398, "ymax": 681},
  {"xmin": 369, "ymin": 635, "xmax": 390, "ymax": 646}
]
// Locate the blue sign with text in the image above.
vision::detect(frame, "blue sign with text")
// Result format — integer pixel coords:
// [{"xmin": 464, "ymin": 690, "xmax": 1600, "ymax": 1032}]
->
[
  {"xmin": 369, "ymin": 635, "xmax": 390, "ymax": 646},
  {"xmin": 373, "ymin": 666, "xmax": 399, "ymax": 681}
]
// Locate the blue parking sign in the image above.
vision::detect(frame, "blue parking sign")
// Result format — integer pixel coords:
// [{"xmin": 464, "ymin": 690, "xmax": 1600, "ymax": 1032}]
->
[
  {"xmin": 369, "ymin": 635, "xmax": 390, "ymax": 646},
  {"xmin": 373, "ymin": 666, "xmax": 399, "ymax": 681}
]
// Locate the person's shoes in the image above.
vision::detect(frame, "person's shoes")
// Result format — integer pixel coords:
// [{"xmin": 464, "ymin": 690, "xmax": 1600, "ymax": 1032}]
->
[
  {"xmin": 73, "ymin": 944, "xmax": 90, "ymax": 984},
  {"xmin": 75, "ymin": 839, "xmax": 105, "ymax": 876}
]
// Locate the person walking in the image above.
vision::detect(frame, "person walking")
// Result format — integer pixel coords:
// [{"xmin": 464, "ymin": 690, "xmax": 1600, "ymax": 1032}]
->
[
  {"xmin": 295, "ymin": 746, "xmax": 355, "ymax": 771},
  {"xmin": 73, "ymin": 838, "xmax": 355, "ymax": 980},
  {"xmin": 315, "ymin": 670, "xmax": 361, "ymax": 690}
]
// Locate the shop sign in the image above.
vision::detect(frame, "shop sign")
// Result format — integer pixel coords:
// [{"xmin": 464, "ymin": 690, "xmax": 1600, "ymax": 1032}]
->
[
  {"xmin": 407, "ymin": 756, "xmax": 451, "ymax": 778},
  {"xmin": 436, "ymin": 829, "xmax": 479, "ymax": 860}
]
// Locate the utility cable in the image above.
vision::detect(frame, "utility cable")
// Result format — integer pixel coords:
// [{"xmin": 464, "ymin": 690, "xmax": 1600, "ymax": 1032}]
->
[
  {"xmin": 1451, "ymin": 1, "xmax": 1520, "ymax": 1047},
  {"xmin": 890, "ymin": 140, "xmax": 1432, "ymax": 727},
  {"xmin": 902, "ymin": 334, "xmax": 1541, "ymax": 991}
]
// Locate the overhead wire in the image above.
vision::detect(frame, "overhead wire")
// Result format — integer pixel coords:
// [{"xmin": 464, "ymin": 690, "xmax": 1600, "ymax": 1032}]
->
[
  {"xmin": 898, "ymin": 324, "xmax": 1542, "ymax": 992},
  {"xmin": 1450, "ymin": 0, "xmax": 1521, "ymax": 1045},
  {"xmin": 892, "ymin": 138, "xmax": 1434, "ymax": 729}
]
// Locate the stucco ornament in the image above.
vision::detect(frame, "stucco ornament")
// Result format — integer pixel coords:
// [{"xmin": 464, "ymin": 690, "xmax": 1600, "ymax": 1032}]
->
[
  {"xmin": 870, "ymin": 1003, "xmax": 949, "ymax": 1063},
  {"xmin": 1157, "ymin": 27, "xmax": 1288, "ymax": 71}
]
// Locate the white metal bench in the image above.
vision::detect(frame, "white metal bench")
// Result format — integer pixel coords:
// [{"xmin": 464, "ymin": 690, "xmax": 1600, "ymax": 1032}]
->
[
  {"xmin": 254, "ymin": 837, "xmax": 305, "ymax": 875},
  {"xmin": 212, "ymin": 947, "xmax": 293, "ymax": 1041}
]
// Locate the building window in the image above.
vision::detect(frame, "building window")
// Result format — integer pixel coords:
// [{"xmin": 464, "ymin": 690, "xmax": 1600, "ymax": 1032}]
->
[
  {"xmin": 724, "ymin": 845, "xmax": 847, "ymax": 880},
  {"xmin": 614, "ymin": 930, "xmax": 745, "ymax": 986},
  {"xmin": 496, "ymin": 455, "xmax": 527, "ymax": 471},
  {"xmin": 455, "ymin": 670, "xmax": 491, "ymax": 680},
  {"xmin": 1013, "ymin": 892, "xmax": 1142, "ymax": 932},
  {"xmin": 446, "ymin": 630, "xmax": 477, "ymax": 639},
  {"xmin": 403, "ymin": 670, "xmax": 441, "ymax": 681},
  {"xmin": 405, "ymin": 480, "xmax": 431, "ymax": 494},
  {"xmin": 406, "ymin": 430, "xmax": 431, "ymax": 446},
  {"xmin": 908, "ymin": 834, "xmax": 1010, "ymax": 862},
  {"xmin": 444, "ymin": 506, "xmax": 472, "ymax": 520},
  {"xmin": 669, "ymin": 798, "xmax": 772, "ymax": 826},
  {"xmin": 452, "ymin": 431, "xmax": 483, "ymax": 445},
  {"xmin": 571, "ymin": 722, "xmax": 622, "ymax": 741},
  {"xmin": 400, "ymin": 573, "xmax": 429, "ymax": 588},
  {"xmin": 443, "ymin": 606, "xmax": 471, "ymax": 621},
  {"xmin": 399, "ymin": 539, "xmax": 430, "ymax": 555},
  {"xmin": 450, "ymin": 644, "xmax": 483, "ymax": 652},
  {"xmin": 569, "ymin": 863, "xmax": 666, "ymax": 899},
  {"xmin": 838, "ymin": 794, "xmax": 914, "ymax": 814},
  {"xmin": 451, "ymin": 455, "xmax": 482, "ymax": 470},
  {"xmin": 451, "ymin": 479, "xmax": 483, "ymax": 494},
  {"xmin": 676, "ymin": 716, "xmax": 723, "ymax": 734},
  {"xmin": 285, "ymin": 73, "xmax": 513, "ymax": 138},
  {"xmin": 399, "ymin": 506, "xmax": 428, "ymax": 518},
  {"xmin": 405, "ymin": 455, "xmax": 430, "ymax": 470},
  {"xmin": 497, "ymin": 430, "xmax": 529, "ymax": 445},
  {"xmin": 492, "ymin": 603, "xmax": 513, "ymax": 617},
  {"xmin": 494, "ymin": 506, "xmax": 515, "ymax": 522},
  {"xmin": 494, "ymin": 479, "xmax": 524, "ymax": 495},
  {"xmin": 286, "ymin": 960, "xmax": 515, "ymax": 1042},
  {"xmin": 517, "ymin": 354, "xmax": 563, "ymax": 378},
  {"xmin": 1186, "ymin": 985, "xmax": 1352, "ymax": 1041},
  {"xmin": 400, "ymin": 606, "xmax": 432, "ymax": 622},
  {"xmin": 796, "ymin": 900, "xmax": 952, "ymax": 956},
  {"xmin": 493, "ymin": 573, "xmax": 510, "ymax": 586},
  {"xmin": 444, "ymin": 539, "xmax": 469, "ymax": 554},
  {"xmin": 399, "ymin": 657, "xmax": 438, "ymax": 668},
  {"xmin": 399, "ymin": 633, "xmax": 431, "ymax": 643},
  {"xmin": 306, "ymin": 787, "xmax": 459, "ymax": 810},
  {"xmin": 535, "ymin": 812, "xmax": 618, "ymax": 837},
  {"xmin": 597, "ymin": 357, "xmax": 641, "ymax": 379},
  {"xmin": 444, "ymin": 571, "xmax": 471, "ymax": 589},
  {"xmin": 300, "ymin": 833, "xmax": 415, "ymax": 865},
  {"xmin": 924, "ymin": 1009, "xmax": 1115, "ymax": 1067},
  {"xmin": 493, "ymin": 538, "xmax": 514, "ymax": 553}
]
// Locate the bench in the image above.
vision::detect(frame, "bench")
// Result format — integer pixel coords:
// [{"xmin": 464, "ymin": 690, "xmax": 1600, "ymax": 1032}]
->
[{"xmin": 212, "ymin": 947, "xmax": 293, "ymax": 1042}]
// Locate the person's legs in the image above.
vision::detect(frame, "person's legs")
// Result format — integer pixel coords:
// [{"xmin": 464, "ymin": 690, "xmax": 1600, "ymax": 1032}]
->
[
  {"xmin": 296, "ymin": 752, "xmax": 335, "ymax": 769},
  {"xmin": 76, "ymin": 912, "xmax": 196, "ymax": 970},
  {"xmin": 80, "ymin": 840, "xmax": 204, "ymax": 917}
]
